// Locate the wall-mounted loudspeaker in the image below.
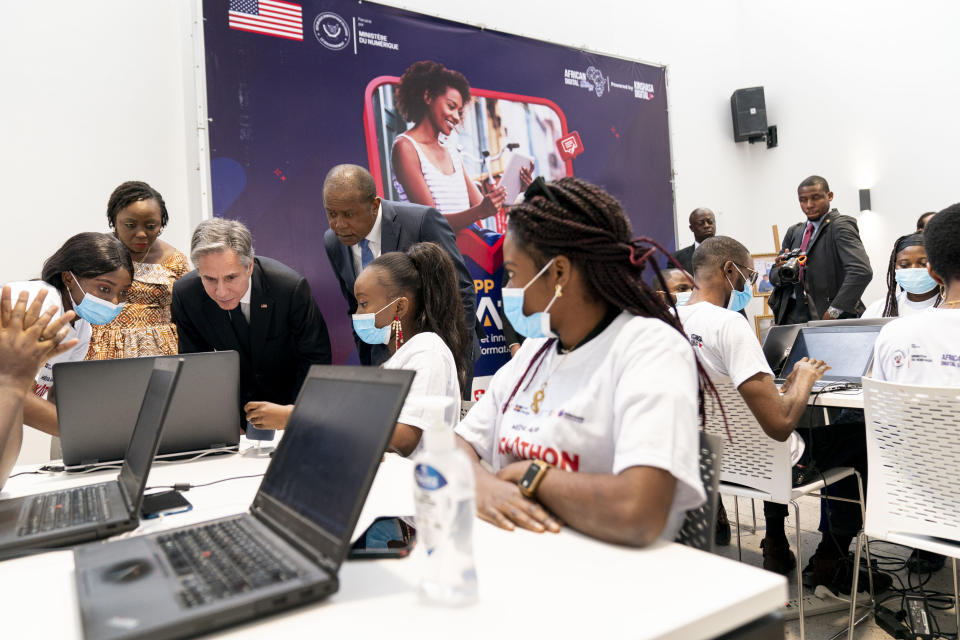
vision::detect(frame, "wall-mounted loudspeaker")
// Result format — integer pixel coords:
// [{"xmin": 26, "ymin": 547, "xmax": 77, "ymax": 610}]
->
[{"xmin": 730, "ymin": 87, "xmax": 768, "ymax": 142}]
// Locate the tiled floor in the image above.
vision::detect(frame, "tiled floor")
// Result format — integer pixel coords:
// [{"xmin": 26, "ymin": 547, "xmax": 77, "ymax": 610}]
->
[{"xmin": 713, "ymin": 496, "xmax": 958, "ymax": 640}]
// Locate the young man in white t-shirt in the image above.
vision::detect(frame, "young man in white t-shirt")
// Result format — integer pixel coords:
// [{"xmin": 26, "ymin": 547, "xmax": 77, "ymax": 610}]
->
[{"xmin": 678, "ymin": 237, "xmax": 869, "ymax": 590}]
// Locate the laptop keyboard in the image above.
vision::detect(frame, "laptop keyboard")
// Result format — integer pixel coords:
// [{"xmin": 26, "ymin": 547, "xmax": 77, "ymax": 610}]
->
[
  {"xmin": 18, "ymin": 484, "xmax": 111, "ymax": 537},
  {"xmin": 158, "ymin": 518, "xmax": 301, "ymax": 608}
]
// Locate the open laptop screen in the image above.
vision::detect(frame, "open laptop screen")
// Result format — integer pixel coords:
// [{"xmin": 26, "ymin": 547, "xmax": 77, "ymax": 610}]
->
[
  {"xmin": 117, "ymin": 359, "xmax": 182, "ymax": 508},
  {"xmin": 258, "ymin": 373, "xmax": 410, "ymax": 540},
  {"xmin": 781, "ymin": 326, "xmax": 882, "ymax": 381}
]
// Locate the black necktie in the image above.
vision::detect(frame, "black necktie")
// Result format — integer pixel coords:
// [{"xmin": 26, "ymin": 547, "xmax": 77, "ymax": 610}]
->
[{"xmin": 228, "ymin": 305, "xmax": 250, "ymax": 356}]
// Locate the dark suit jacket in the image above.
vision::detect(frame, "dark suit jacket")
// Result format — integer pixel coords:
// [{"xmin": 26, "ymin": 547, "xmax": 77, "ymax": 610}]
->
[
  {"xmin": 323, "ymin": 199, "xmax": 478, "ymax": 366},
  {"xmin": 672, "ymin": 244, "xmax": 696, "ymax": 274},
  {"xmin": 769, "ymin": 209, "xmax": 872, "ymax": 324},
  {"xmin": 171, "ymin": 256, "xmax": 332, "ymax": 411}
]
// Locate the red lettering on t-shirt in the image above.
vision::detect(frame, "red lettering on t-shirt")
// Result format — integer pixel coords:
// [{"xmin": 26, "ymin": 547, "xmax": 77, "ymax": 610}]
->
[
  {"xmin": 500, "ymin": 435, "xmax": 579, "ymax": 471},
  {"xmin": 542, "ymin": 448, "xmax": 559, "ymax": 466},
  {"xmin": 560, "ymin": 451, "xmax": 580, "ymax": 472}
]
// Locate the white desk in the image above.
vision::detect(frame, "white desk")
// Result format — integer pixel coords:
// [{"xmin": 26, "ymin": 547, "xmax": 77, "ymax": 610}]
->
[
  {"xmin": 0, "ymin": 442, "xmax": 786, "ymax": 640},
  {"xmin": 810, "ymin": 388, "xmax": 863, "ymax": 409}
]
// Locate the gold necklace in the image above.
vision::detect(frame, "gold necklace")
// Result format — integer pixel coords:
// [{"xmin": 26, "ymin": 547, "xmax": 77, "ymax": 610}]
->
[{"xmin": 531, "ymin": 352, "xmax": 568, "ymax": 414}]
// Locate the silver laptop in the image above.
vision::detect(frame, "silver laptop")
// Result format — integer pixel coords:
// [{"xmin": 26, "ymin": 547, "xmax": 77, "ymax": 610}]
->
[
  {"xmin": 54, "ymin": 351, "xmax": 241, "ymax": 469},
  {"xmin": 74, "ymin": 366, "xmax": 414, "ymax": 640},
  {"xmin": 0, "ymin": 358, "xmax": 182, "ymax": 561},
  {"xmin": 775, "ymin": 325, "xmax": 883, "ymax": 389}
]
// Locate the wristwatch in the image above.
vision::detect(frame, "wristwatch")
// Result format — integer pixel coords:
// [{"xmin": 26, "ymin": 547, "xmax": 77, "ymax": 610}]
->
[
  {"xmin": 826, "ymin": 306, "xmax": 842, "ymax": 319},
  {"xmin": 518, "ymin": 460, "xmax": 552, "ymax": 498}
]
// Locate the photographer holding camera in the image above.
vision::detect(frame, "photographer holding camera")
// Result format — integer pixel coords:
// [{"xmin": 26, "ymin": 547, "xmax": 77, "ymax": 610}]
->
[{"xmin": 770, "ymin": 176, "xmax": 872, "ymax": 324}]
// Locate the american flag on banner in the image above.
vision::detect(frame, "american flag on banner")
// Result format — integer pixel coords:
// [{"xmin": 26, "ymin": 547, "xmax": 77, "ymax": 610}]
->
[{"xmin": 229, "ymin": 0, "xmax": 303, "ymax": 41}]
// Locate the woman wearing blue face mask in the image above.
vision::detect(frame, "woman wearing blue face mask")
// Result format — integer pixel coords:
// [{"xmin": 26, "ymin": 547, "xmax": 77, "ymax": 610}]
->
[
  {"xmin": 352, "ymin": 242, "xmax": 468, "ymax": 456},
  {"xmin": 862, "ymin": 232, "xmax": 941, "ymax": 319},
  {"xmin": 3, "ymin": 232, "xmax": 132, "ymax": 437},
  {"xmin": 454, "ymin": 177, "xmax": 714, "ymax": 547}
]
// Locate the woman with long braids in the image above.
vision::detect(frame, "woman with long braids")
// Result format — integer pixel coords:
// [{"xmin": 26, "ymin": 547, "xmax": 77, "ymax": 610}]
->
[
  {"xmin": 861, "ymin": 232, "xmax": 941, "ymax": 319},
  {"xmin": 454, "ymin": 177, "xmax": 707, "ymax": 546}
]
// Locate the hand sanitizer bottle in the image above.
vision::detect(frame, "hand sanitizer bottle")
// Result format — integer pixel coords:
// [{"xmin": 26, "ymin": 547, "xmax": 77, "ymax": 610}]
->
[{"xmin": 413, "ymin": 397, "xmax": 478, "ymax": 605}]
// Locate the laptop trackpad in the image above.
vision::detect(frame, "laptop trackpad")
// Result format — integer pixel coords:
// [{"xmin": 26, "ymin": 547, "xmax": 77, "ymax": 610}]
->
[{"xmin": 75, "ymin": 537, "xmax": 182, "ymax": 639}]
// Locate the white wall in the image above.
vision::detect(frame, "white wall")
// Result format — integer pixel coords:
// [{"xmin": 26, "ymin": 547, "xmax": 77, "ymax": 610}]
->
[
  {"xmin": 0, "ymin": 0, "xmax": 208, "ymax": 463},
  {"xmin": 3, "ymin": 0, "xmax": 959, "ymax": 461},
  {"xmin": 0, "ymin": 1, "xmax": 206, "ymax": 282}
]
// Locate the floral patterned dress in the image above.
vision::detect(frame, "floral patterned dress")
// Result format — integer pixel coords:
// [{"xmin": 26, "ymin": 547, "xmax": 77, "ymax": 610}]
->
[{"xmin": 86, "ymin": 250, "xmax": 190, "ymax": 360}]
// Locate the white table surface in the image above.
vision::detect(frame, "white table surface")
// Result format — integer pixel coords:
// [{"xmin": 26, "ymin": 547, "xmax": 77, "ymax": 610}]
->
[
  {"xmin": 0, "ymin": 438, "xmax": 786, "ymax": 640},
  {"xmin": 809, "ymin": 388, "xmax": 863, "ymax": 409}
]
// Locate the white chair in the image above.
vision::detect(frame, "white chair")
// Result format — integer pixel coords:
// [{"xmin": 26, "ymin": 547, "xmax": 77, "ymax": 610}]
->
[
  {"xmin": 847, "ymin": 377, "xmax": 960, "ymax": 639},
  {"xmin": 702, "ymin": 376, "xmax": 872, "ymax": 640}
]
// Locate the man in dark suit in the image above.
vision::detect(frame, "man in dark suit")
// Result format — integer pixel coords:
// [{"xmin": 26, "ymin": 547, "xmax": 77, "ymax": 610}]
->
[
  {"xmin": 769, "ymin": 176, "xmax": 872, "ymax": 325},
  {"xmin": 171, "ymin": 218, "xmax": 331, "ymax": 430},
  {"xmin": 672, "ymin": 208, "xmax": 716, "ymax": 273},
  {"xmin": 321, "ymin": 164, "xmax": 478, "ymax": 389}
]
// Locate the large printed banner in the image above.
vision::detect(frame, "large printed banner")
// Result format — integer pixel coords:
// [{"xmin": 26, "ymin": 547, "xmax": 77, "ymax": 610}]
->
[{"xmin": 203, "ymin": 0, "xmax": 675, "ymax": 391}]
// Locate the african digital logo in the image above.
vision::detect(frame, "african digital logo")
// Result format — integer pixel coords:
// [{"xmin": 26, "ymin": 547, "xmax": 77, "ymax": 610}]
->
[
  {"xmin": 563, "ymin": 66, "xmax": 609, "ymax": 98},
  {"xmin": 313, "ymin": 11, "xmax": 350, "ymax": 50}
]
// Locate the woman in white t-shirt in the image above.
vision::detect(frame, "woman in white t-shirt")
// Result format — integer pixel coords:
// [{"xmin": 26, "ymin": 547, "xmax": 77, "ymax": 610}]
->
[
  {"xmin": 454, "ymin": 177, "xmax": 708, "ymax": 546},
  {"xmin": 4, "ymin": 232, "xmax": 133, "ymax": 436},
  {"xmin": 352, "ymin": 242, "xmax": 467, "ymax": 456},
  {"xmin": 390, "ymin": 60, "xmax": 507, "ymax": 232},
  {"xmin": 862, "ymin": 232, "xmax": 941, "ymax": 319}
]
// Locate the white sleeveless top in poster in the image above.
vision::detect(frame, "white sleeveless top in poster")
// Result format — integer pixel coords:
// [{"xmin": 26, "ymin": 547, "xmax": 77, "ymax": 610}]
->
[{"xmin": 392, "ymin": 133, "xmax": 471, "ymax": 215}]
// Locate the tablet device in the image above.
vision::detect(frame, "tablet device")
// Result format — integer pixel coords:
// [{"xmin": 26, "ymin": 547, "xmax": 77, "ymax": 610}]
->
[{"xmin": 499, "ymin": 151, "xmax": 535, "ymax": 205}]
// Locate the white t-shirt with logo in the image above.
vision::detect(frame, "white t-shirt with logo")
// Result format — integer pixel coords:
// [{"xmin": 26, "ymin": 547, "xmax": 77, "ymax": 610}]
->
[
  {"xmin": 872, "ymin": 309, "xmax": 960, "ymax": 385},
  {"xmin": 862, "ymin": 289, "xmax": 939, "ymax": 319},
  {"xmin": 677, "ymin": 301, "xmax": 805, "ymax": 464},
  {"xmin": 455, "ymin": 312, "xmax": 705, "ymax": 542},
  {"xmin": 382, "ymin": 331, "xmax": 461, "ymax": 456},
  {"xmin": 2, "ymin": 281, "xmax": 91, "ymax": 398}
]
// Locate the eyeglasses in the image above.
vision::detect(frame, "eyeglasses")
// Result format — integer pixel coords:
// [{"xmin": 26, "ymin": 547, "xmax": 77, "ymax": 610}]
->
[{"xmin": 733, "ymin": 263, "xmax": 759, "ymax": 286}]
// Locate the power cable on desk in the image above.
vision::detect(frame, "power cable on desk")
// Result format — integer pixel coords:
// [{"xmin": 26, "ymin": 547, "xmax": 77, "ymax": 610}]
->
[
  {"xmin": 6, "ymin": 470, "xmax": 44, "ymax": 479},
  {"xmin": 28, "ymin": 447, "xmax": 241, "ymax": 476},
  {"xmin": 144, "ymin": 473, "xmax": 265, "ymax": 494}
]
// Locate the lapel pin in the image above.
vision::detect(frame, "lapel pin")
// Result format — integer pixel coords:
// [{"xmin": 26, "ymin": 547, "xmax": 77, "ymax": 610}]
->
[{"xmin": 260, "ymin": 304, "xmax": 268, "ymax": 309}]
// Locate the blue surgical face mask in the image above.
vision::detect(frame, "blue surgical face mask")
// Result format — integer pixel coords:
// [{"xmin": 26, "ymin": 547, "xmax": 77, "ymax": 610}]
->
[
  {"xmin": 895, "ymin": 267, "xmax": 938, "ymax": 295},
  {"xmin": 674, "ymin": 290, "xmax": 692, "ymax": 306},
  {"xmin": 724, "ymin": 265, "xmax": 753, "ymax": 313},
  {"xmin": 352, "ymin": 298, "xmax": 400, "ymax": 345},
  {"xmin": 501, "ymin": 259, "xmax": 559, "ymax": 339},
  {"xmin": 67, "ymin": 272, "xmax": 124, "ymax": 325}
]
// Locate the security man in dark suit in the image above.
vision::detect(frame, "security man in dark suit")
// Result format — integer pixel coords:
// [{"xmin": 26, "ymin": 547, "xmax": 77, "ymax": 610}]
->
[
  {"xmin": 171, "ymin": 218, "xmax": 332, "ymax": 430},
  {"xmin": 672, "ymin": 207, "xmax": 716, "ymax": 273},
  {"xmin": 769, "ymin": 175, "xmax": 872, "ymax": 325},
  {"xmin": 321, "ymin": 164, "xmax": 478, "ymax": 392}
]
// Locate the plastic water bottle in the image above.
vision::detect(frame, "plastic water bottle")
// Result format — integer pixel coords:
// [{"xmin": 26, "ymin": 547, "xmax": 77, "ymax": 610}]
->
[{"xmin": 413, "ymin": 397, "xmax": 478, "ymax": 606}]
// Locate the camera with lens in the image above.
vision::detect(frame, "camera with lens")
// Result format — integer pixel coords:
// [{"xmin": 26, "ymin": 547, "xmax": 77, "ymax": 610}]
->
[{"xmin": 777, "ymin": 249, "xmax": 807, "ymax": 285}]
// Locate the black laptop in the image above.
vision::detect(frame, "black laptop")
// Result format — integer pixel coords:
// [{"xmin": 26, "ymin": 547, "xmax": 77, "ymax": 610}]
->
[
  {"xmin": 54, "ymin": 351, "xmax": 241, "ymax": 469},
  {"xmin": 761, "ymin": 323, "xmax": 802, "ymax": 377},
  {"xmin": 74, "ymin": 365, "xmax": 415, "ymax": 640},
  {"xmin": 0, "ymin": 358, "xmax": 182, "ymax": 561},
  {"xmin": 775, "ymin": 325, "xmax": 883, "ymax": 388}
]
